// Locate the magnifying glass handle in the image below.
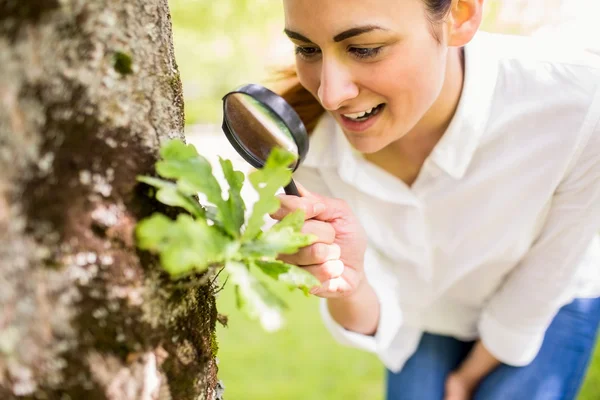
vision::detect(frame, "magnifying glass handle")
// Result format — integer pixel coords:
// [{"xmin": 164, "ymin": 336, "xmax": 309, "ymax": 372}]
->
[{"xmin": 284, "ymin": 179, "xmax": 301, "ymax": 197}]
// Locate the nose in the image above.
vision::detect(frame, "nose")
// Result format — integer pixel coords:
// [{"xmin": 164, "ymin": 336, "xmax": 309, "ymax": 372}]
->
[{"xmin": 317, "ymin": 58, "xmax": 359, "ymax": 111}]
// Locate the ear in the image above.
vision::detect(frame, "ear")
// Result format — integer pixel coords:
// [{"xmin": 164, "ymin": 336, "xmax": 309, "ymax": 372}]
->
[{"xmin": 446, "ymin": 0, "xmax": 484, "ymax": 47}]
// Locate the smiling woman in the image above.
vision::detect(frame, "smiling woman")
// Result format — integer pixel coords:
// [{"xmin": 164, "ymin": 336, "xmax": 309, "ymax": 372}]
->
[
  {"xmin": 279, "ymin": 0, "xmax": 466, "ymax": 163},
  {"xmin": 269, "ymin": 1, "xmax": 600, "ymax": 400}
]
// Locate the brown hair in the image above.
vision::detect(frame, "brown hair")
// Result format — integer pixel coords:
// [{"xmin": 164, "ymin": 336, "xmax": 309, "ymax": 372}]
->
[
  {"xmin": 272, "ymin": 0, "xmax": 453, "ymax": 135},
  {"xmin": 268, "ymin": 66, "xmax": 326, "ymax": 134}
]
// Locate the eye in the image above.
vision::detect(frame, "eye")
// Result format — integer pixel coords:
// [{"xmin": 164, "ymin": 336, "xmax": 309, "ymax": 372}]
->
[
  {"xmin": 295, "ymin": 46, "xmax": 322, "ymax": 60},
  {"xmin": 349, "ymin": 47, "xmax": 383, "ymax": 60}
]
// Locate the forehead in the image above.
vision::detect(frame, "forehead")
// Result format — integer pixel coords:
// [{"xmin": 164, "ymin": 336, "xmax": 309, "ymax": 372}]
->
[{"xmin": 283, "ymin": 0, "xmax": 425, "ymax": 34}]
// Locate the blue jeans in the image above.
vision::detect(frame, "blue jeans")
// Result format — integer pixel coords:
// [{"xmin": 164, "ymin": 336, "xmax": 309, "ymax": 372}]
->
[{"xmin": 386, "ymin": 297, "xmax": 600, "ymax": 400}]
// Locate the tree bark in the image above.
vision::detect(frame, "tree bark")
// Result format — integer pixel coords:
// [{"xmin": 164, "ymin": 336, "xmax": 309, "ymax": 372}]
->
[{"xmin": 0, "ymin": 1, "xmax": 220, "ymax": 399}]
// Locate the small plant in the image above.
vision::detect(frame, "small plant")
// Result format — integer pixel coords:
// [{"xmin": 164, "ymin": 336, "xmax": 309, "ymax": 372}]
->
[{"xmin": 136, "ymin": 139, "xmax": 319, "ymax": 331}]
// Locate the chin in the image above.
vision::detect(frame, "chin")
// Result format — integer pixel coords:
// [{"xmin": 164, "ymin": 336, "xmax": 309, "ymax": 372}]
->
[{"xmin": 344, "ymin": 134, "xmax": 390, "ymax": 155}]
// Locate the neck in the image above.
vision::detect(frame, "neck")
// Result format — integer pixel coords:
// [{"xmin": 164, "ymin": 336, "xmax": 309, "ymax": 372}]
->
[{"xmin": 365, "ymin": 46, "xmax": 465, "ymax": 184}]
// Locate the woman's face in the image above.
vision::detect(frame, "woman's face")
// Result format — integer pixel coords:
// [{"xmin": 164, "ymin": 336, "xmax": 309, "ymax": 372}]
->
[{"xmin": 283, "ymin": 0, "xmax": 450, "ymax": 154}]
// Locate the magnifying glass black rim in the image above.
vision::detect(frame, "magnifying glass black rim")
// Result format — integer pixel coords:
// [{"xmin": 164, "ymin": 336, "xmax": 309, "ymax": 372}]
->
[{"xmin": 221, "ymin": 83, "xmax": 309, "ymax": 172}]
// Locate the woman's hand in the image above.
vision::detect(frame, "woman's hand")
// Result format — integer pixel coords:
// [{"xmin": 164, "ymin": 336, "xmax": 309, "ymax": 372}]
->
[
  {"xmin": 444, "ymin": 341, "xmax": 501, "ymax": 400},
  {"xmin": 444, "ymin": 372, "xmax": 477, "ymax": 400},
  {"xmin": 270, "ymin": 184, "xmax": 368, "ymax": 298}
]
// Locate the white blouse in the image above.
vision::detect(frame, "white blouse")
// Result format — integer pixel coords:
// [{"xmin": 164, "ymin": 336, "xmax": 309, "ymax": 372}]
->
[{"xmin": 293, "ymin": 31, "xmax": 600, "ymax": 372}]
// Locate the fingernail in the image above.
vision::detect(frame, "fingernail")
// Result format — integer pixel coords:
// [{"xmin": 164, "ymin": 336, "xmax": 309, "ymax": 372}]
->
[
  {"xmin": 314, "ymin": 203, "xmax": 326, "ymax": 215},
  {"xmin": 309, "ymin": 286, "xmax": 320, "ymax": 295}
]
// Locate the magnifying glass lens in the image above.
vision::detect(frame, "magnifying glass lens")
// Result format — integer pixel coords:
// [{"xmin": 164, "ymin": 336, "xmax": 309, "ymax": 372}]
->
[
  {"xmin": 221, "ymin": 84, "xmax": 310, "ymax": 197},
  {"xmin": 223, "ymin": 93, "xmax": 299, "ymax": 168}
]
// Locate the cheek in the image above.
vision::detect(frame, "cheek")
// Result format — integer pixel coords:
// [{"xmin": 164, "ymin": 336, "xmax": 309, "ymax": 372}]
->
[{"xmin": 379, "ymin": 43, "xmax": 447, "ymax": 113}]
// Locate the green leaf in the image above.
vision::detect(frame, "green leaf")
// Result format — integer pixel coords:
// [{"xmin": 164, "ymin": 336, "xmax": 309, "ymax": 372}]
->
[
  {"xmin": 155, "ymin": 139, "xmax": 243, "ymax": 238},
  {"xmin": 270, "ymin": 208, "xmax": 305, "ymax": 232},
  {"xmin": 240, "ymin": 210, "xmax": 315, "ymax": 258},
  {"xmin": 136, "ymin": 213, "xmax": 173, "ymax": 249},
  {"xmin": 225, "ymin": 261, "xmax": 286, "ymax": 332},
  {"xmin": 219, "ymin": 157, "xmax": 246, "ymax": 237},
  {"xmin": 243, "ymin": 148, "xmax": 297, "ymax": 240},
  {"xmin": 253, "ymin": 260, "xmax": 320, "ymax": 296},
  {"xmin": 156, "ymin": 140, "xmax": 223, "ymax": 199},
  {"xmin": 137, "ymin": 176, "xmax": 205, "ymax": 218},
  {"xmin": 159, "ymin": 138, "xmax": 199, "ymax": 160},
  {"xmin": 234, "ymin": 285, "xmax": 244, "ymax": 310},
  {"xmin": 135, "ymin": 140, "xmax": 321, "ymax": 332},
  {"xmin": 136, "ymin": 213, "xmax": 236, "ymax": 277}
]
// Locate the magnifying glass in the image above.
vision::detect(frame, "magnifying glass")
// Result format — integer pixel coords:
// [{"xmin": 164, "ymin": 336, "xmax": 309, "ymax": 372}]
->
[{"xmin": 221, "ymin": 84, "xmax": 309, "ymax": 196}]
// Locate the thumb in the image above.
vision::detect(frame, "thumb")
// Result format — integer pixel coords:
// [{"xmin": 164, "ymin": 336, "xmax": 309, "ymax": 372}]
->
[
  {"xmin": 272, "ymin": 183, "xmax": 326, "ymax": 220},
  {"xmin": 294, "ymin": 181, "xmax": 317, "ymax": 199},
  {"xmin": 294, "ymin": 181, "xmax": 346, "ymax": 222},
  {"xmin": 281, "ymin": 181, "xmax": 349, "ymax": 222}
]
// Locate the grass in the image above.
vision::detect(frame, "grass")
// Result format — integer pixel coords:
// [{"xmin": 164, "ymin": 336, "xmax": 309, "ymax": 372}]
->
[
  {"xmin": 581, "ymin": 341, "xmax": 600, "ymax": 399},
  {"xmin": 215, "ymin": 283, "xmax": 384, "ymax": 400},
  {"xmin": 216, "ymin": 282, "xmax": 600, "ymax": 400}
]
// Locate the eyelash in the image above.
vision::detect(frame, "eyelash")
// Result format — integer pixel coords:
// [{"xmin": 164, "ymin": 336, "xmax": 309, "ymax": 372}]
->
[{"xmin": 294, "ymin": 46, "xmax": 383, "ymax": 60}]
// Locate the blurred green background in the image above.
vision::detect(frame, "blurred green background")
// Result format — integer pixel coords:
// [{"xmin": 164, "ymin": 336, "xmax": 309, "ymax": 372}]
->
[
  {"xmin": 169, "ymin": 1, "xmax": 600, "ymax": 399},
  {"xmin": 170, "ymin": 0, "xmax": 290, "ymax": 125}
]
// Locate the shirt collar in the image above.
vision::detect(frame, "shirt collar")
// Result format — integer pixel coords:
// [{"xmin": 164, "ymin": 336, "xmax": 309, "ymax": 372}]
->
[
  {"xmin": 303, "ymin": 31, "xmax": 499, "ymax": 180},
  {"xmin": 429, "ymin": 31, "xmax": 499, "ymax": 179}
]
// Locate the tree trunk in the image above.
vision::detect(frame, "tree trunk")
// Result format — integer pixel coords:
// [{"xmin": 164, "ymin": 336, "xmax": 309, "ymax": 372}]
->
[{"xmin": 0, "ymin": 1, "xmax": 220, "ymax": 399}]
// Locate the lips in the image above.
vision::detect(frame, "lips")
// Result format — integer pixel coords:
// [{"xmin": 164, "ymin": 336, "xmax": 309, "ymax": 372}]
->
[
  {"xmin": 339, "ymin": 104, "xmax": 386, "ymax": 132},
  {"xmin": 342, "ymin": 103, "xmax": 385, "ymax": 122}
]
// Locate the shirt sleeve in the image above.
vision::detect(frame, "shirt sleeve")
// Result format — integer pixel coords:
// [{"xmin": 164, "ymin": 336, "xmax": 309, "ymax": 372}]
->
[
  {"xmin": 318, "ymin": 247, "xmax": 404, "ymax": 354},
  {"xmin": 294, "ymin": 167, "xmax": 407, "ymax": 360},
  {"xmin": 478, "ymin": 99, "xmax": 600, "ymax": 367}
]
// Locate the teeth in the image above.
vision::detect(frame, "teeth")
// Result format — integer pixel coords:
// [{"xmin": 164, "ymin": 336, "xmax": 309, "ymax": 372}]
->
[{"xmin": 344, "ymin": 106, "xmax": 376, "ymax": 120}]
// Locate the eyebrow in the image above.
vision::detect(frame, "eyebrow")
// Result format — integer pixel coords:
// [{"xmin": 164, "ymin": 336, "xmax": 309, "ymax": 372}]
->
[
  {"xmin": 284, "ymin": 29, "xmax": 313, "ymax": 43},
  {"xmin": 284, "ymin": 25, "xmax": 387, "ymax": 44},
  {"xmin": 333, "ymin": 25, "xmax": 387, "ymax": 42}
]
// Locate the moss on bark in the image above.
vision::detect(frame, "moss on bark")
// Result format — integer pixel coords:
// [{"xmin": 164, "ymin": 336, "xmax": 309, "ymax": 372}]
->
[{"xmin": 0, "ymin": 1, "xmax": 218, "ymax": 398}]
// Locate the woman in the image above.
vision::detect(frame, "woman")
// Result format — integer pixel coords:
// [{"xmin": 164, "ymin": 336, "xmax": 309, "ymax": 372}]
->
[{"xmin": 271, "ymin": 0, "xmax": 600, "ymax": 399}]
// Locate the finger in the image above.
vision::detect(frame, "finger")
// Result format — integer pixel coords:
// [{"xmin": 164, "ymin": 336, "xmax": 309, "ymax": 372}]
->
[
  {"xmin": 301, "ymin": 220, "xmax": 335, "ymax": 244},
  {"xmin": 310, "ymin": 276, "xmax": 353, "ymax": 297},
  {"xmin": 295, "ymin": 181, "xmax": 315, "ymax": 198},
  {"xmin": 273, "ymin": 193, "xmax": 351, "ymax": 223},
  {"xmin": 309, "ymin": 196, "xmax": 350, "ymax": 222},
  {"xmin": 300, "ymin": 260, "xmax": 345, "ymax": 283},
  {"xmin": 279, "ymin": 243, "xmax": 341, "ymax": 266},
  {"xmin": 294, "ymin": 181, "xmax": 335, "ymax": 207},
  {"xmin": 271, "ymin": 195, "xmax": 325, "ymax": 221},
  {"xmin": 286, "ymin": 184, "xmax": 351, "ymax": 222}
]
